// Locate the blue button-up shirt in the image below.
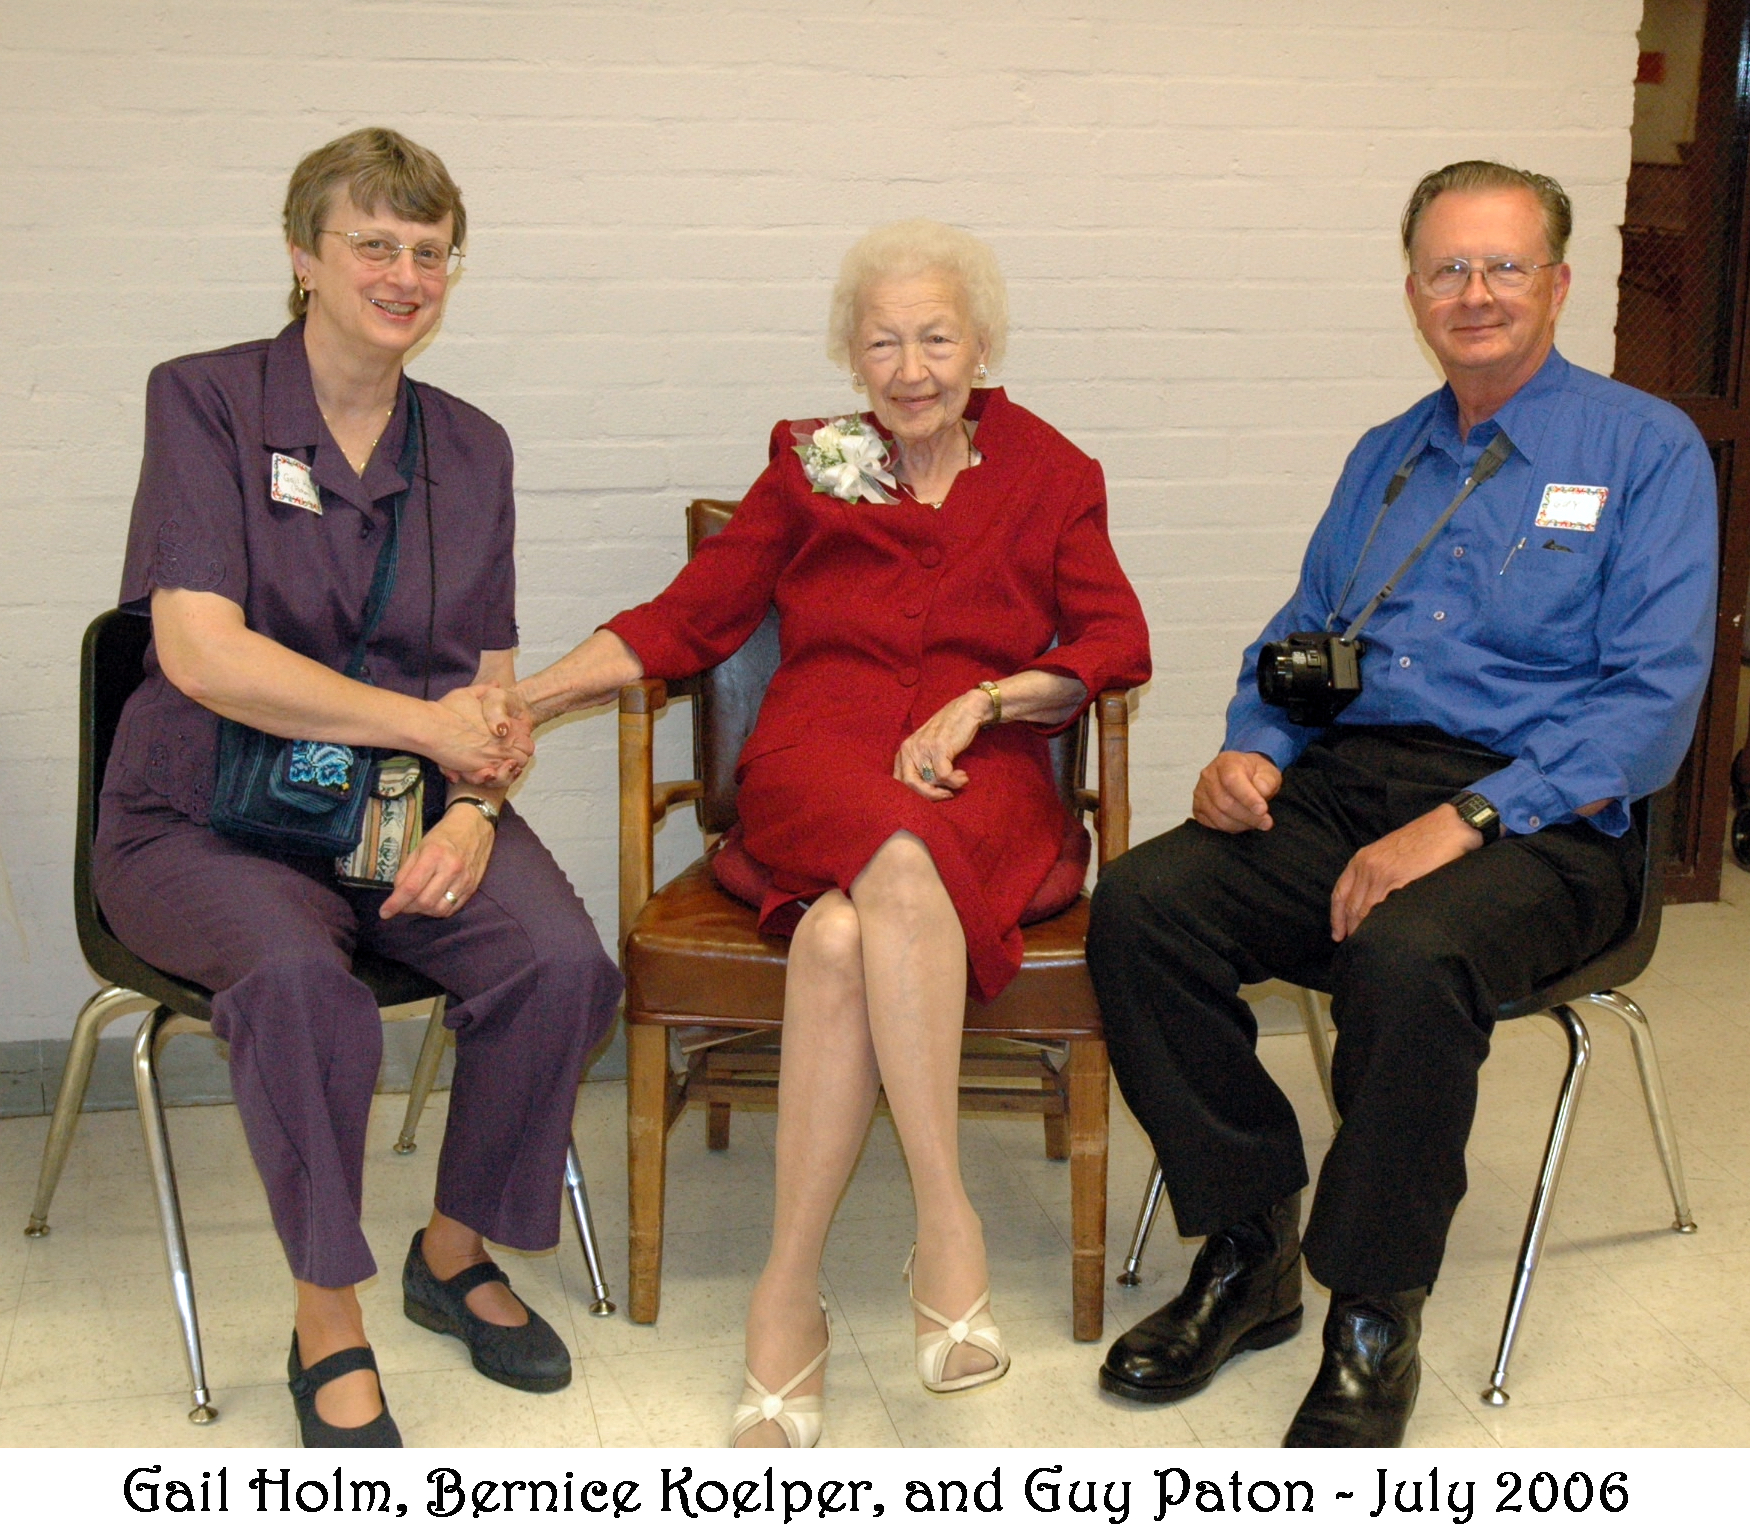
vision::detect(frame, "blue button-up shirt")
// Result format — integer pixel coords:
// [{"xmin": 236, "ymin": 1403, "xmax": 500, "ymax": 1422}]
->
[{"xmin": 1225, "ymin": 350, "xmax": 1718, "ymax": 836}]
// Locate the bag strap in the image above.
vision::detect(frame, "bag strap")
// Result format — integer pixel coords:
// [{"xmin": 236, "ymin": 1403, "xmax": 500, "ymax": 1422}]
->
[{"xmin": 342, "ymin": 380, "xmax": 423, "ymax": 682}]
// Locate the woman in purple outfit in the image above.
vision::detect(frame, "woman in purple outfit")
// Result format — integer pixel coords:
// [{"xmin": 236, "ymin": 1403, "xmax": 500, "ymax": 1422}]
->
[{"xmin": 93, "ymin": 128, "xmax": 621, "ymax": 1447}]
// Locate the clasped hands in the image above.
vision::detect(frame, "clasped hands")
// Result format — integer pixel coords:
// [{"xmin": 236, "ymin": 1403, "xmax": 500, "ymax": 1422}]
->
[
  {"xmin": 377, "ymin": 683, "xmax": 529, "ymax": 922},
  {"xmin": 1193, "ymin": 750, "xmax": 1483, "ymax": 941},
  {"xmin": 432, "ymin": 683, "xmax": 536, "ymax": 787}
]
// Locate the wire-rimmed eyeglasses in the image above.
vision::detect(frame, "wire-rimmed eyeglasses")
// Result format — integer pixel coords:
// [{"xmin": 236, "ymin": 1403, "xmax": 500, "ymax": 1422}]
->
[
  {"xmin": 1415, "ymin": 257, "xmax": 1557, "ymax": 298},
  {"xmin": 320, "ymin": 229, "xmax": 463, "ymax": 276}
]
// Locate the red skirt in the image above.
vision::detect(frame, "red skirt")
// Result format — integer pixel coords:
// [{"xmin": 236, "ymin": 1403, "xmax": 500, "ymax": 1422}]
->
[{"xmin": 716, "ymin": 725, "xmax": 1087, "ymax": 1002}]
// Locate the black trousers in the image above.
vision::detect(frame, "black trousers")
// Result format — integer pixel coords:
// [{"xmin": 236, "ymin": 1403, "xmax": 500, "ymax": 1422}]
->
[{"xmin": 1087, "ymin": 727, "xmax": 1641, "ymax": 1294}]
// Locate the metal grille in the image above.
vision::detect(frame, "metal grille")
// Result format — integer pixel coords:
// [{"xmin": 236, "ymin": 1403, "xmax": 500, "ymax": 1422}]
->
[{"xmin": 1617, "ymin": 163, "xmax": 1741, "ymax": 397}]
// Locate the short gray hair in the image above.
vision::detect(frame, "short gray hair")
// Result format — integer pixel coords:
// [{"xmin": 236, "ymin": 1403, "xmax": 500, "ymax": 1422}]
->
[
  {"xmin": 1400, "ymin": 161, "xmax": 1573, "ymax": 263},
  {"xmin": 826, "ymin": 219, "xmax": 1009, "ymax": 373}
]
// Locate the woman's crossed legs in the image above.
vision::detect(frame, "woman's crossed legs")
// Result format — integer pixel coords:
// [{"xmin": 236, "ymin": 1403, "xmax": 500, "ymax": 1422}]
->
[{"xmin": 736, "ymin": 830, "xmax": 997, "ymax": 1446}]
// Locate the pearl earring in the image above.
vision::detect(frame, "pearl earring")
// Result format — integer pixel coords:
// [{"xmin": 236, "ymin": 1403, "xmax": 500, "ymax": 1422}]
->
[
  {"xmin": 850, "ymin": 373, "xmax": 864, "ymax": 390},
  {"xmin": 975, "ymin": 363, "xmax": 988, "ymax": 380}
]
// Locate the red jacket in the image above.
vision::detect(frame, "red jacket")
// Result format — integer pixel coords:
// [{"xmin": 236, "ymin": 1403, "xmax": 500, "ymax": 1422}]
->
[{"xmin": 607, "ymin": 388, "xmax": 1151, "ymax": 998}]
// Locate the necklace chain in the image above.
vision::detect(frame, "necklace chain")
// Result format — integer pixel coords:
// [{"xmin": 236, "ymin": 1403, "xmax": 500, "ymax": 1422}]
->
[
  {"xmin": 322, "ymin": 400, "xmax": 396, "ymax": 476},
  {"xmin": 905, "ymin": 420, "xmax": 976, "ymax": 509}
]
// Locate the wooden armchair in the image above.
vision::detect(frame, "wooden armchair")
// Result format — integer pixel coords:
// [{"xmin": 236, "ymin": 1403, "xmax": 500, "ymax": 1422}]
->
[{"xmin": 618, "ymin": 500, "xmax": 1133, "ymax": 1341}]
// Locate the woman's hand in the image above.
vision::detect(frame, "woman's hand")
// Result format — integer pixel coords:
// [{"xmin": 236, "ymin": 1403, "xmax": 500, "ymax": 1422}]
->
[
  {"xmin": 895, "ymin": 689, "xmax": 990, "ymax": 800},
  {"xmin": 378, "ymin": 804, "xmax": 495, "ymax": 919},
  {"xmin": 429, "ymin": 685, "xmax": 533, "ymax": 786}
]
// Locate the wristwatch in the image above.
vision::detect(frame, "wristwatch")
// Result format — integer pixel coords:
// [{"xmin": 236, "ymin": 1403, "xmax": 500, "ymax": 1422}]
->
[
  {"xmin": 449, "ymin": 795, "xmax": 501, "ymax": 828},
  {"xmin": 976, "ymin": 679, "xmax": 1004, "ymax": 727},
  {"xmin": 1448, "ymin": 790, "xmax": 1502, "ymax": 844}
]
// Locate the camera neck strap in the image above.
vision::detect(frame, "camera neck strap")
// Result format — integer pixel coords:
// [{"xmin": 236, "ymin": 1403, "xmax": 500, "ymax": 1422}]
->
[{"xmin": 1327, "ymin": 427, "xmax": 1514, "ymax": 645}]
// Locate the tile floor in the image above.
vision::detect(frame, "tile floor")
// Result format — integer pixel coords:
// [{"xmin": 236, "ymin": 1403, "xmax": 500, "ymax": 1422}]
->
[{"xmin": 4, "ymin": 865, "xmax": 1750, "ymax": 1449}]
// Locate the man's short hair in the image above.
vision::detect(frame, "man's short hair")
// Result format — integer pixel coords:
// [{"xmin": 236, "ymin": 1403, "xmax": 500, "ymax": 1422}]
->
[{"xmin": 1400, "ymin": 161, "xmax": 1573, "ymax": 263}]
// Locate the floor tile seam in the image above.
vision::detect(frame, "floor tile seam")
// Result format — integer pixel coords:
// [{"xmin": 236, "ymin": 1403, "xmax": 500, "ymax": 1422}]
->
[
  {"xmin": 1452, "ymin": 1364, "xmax": 1733, "ymax": 1412},
  {"xmin": 4, "ymin": 1359, "xmax": 468, "ymax": 1401},
  {"xmin": 0, "ymin": 1279, "xmax": 22, "ymax": 1394},
  {"xmin": 815, "ymin": 1281, "xmax": 903, "ymax": 1365},
  {"xmin": 567, "ymin": 1358, "xmax": 612, "ymax": 1448},
  {"xmin": 1006, "ymin": 1153, "xmax": 1083, "ymax": 1237},
  {"xmin": 584, "ymin": 1349, "xmax": 747, "ymax": 1446},
  {"xmin": 1577, "ymin": 1247, "xmax": 1740, "ymax": 1375},
  {"xmin": 556, "ymin": 1300, "xmax": 619, "ymax": 1360},
  {"xmin": 1597, "ymin": 1238, "xmax": 1750, "ymax": 1279},
  {"xmin": 1474, "ymin": 1378, "xmax": 1750, "ymax": 1426},
  {"xmin": 1421, "ymin": 1353, "xmax": 1513, "ymax": 1443},
  {"xmin": 1539, "ymin": 1221, "xmax": 1716, "ymax": 1270},
  {"xmin": 576, "ymin": 1335, "xmax": 756, "ymax": 1364}
]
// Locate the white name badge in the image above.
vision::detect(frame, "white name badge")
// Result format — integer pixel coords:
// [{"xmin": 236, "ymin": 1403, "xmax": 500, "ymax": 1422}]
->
[
  {"xmin": 270, "ymin": 452, "xmax": 322, "ymax": 514},
  {"xmin": 1534, "ymin": 483, "xmax": 1608, "ymax": 533}
]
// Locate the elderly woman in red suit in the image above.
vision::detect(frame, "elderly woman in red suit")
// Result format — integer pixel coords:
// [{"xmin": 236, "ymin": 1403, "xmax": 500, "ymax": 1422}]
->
[{"xmin": 520, "ymin": 220, "xmax": 1150, "ymax": 1447}]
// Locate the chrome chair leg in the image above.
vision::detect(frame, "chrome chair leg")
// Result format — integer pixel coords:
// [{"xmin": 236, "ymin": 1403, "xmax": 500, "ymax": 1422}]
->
[
  {"xmin": 133, "ymin": 1007, "xmax": 218, "ymax": 1425},
  {"xmin": 1117, "ymin": 1159, "xmax": 1167, "ymax": 1286},
  {"xmin": 25, "ymin": 986, "xmax": 152, "ymax": 1237},
  {"xmin": 1588, "ymin": 990, "xmax": 1697, "ymax": 1234},
  {"xmin": 564, "ymin": 1138, "xmax": 616, "ymax": 1316},
  {"xmin": 1298, "ymin": 988, "xmax": 1342, "ymax": 1132},
  {"xmin": 393, "ymin": 996, "xmax": 450, "ymax": 1154},
  {"xmin": 1483, "ymin": 1003, "xmax": 1591, "ymax": 1408}
]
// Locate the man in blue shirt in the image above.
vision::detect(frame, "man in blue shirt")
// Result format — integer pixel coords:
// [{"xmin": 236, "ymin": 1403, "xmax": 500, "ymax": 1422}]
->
[{"xmin": 1088, "ymin": 161, "xmax": 1717, "ymax": 1448}]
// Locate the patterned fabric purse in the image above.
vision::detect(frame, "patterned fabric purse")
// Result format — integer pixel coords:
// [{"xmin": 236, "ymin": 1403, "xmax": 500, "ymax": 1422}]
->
[
  {"xmin": 334, "ymin": 755, "xmax": 426, "ymax": 888},
  {"xmin": 208, "ymin": 382, "xmax": 423, "ymax": 860}
]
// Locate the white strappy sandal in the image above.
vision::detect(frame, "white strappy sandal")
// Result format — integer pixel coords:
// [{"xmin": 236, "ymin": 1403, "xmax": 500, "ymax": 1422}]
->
[
  {"xmin": 728, "ymin": 1298, "xmax": 832, "ymax": 1448},
  {"xmin": 903, "ymin": 1245, "xmax": 1010, "ymax": 1394}
]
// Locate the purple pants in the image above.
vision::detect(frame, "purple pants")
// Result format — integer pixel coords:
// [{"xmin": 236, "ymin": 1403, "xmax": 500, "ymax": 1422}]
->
[{"xmin": 93, "ymin": 801, "xmax": 622, "ymax": 1288}]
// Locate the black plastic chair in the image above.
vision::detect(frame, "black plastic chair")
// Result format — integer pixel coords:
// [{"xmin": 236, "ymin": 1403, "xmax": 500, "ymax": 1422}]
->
[
  {"xmin": 1114, "ymin": 790, "xmax": 1695, "ymax": 1406},
  {"xmin": 25, "ymin": 609, "xmax": 614, "ymax": 1424}
]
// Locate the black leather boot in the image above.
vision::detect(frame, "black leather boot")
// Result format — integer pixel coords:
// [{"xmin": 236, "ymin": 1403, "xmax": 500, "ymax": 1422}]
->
[
  {"xmin": 1281, "ymin": 1287, "xmax": 1427, "ymax": 1448},
  {"xmin": 1099, "ymin": 1193, "xmax": 1303, "ymax": 1403}
]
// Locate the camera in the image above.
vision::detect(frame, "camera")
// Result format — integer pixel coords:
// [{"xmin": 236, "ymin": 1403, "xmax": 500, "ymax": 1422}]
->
[{"xmin": 1256, "ymin": 631, "xmax": 1365, "ymax": 726}]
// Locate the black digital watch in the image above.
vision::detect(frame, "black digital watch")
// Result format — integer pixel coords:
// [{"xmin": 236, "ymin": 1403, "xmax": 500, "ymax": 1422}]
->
[{"xmin": 1448, "ymin": 790, "xmax": 1502, "ymax": 844}]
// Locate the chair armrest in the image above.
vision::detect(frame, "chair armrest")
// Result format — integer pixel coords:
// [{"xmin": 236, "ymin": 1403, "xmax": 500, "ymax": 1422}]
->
[
  {"xmin": 618, "ymin": 680, "xmax": 703, "ymax": 942},
  {"xmin": 1094, "ymin": 689, "xmax": 1131, "ymax": 867}
]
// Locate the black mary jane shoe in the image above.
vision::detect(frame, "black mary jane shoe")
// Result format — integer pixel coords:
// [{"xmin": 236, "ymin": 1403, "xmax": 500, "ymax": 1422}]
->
[
  {"xmin": 287, "ymin": 1334, "xmax": 402, "ymax": 1449},
  {"xmin": 402, "ymin": 1230, "xmax": 573, "ymax": 1393},
  {"xmin": 1281, "ymin": 1287, "xmax": 1427, "ymax": 1448},
  {"xmin": 1100, "ymin": 1193, "xmax": 1303, "ymax": 1404}
]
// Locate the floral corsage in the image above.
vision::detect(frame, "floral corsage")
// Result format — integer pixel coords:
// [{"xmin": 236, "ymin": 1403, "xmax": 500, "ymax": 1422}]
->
[{"xmin": 793, "ymin": 416, "xmax": 899, "ymax": 504}]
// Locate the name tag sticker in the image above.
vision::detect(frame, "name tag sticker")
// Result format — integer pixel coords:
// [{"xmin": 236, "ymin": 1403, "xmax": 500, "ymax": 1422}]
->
[
  {"xmin": 271, "ymin": 453, "xmax": 322, "ymax": 514},
  {"xmin": 1535, "ymin": 483, "xmax": 1607, "ymax": 533}
]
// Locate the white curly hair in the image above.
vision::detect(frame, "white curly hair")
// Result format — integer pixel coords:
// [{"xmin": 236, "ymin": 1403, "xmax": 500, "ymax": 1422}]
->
[{"xmin": 825, "ymin": 218, "xmax": 1009, "ymax": 374}]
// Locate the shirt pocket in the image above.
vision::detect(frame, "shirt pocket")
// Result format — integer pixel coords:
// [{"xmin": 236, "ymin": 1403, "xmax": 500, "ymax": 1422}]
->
[{"xmin": 1475, "ymin": 541, "xmax": 1603, "ymax": 666}]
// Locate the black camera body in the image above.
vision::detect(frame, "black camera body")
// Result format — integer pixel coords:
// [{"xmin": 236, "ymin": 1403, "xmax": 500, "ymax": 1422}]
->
[{"xmin": 1256, "ymin": 631, "xmax": 1366, "ymax": 727}]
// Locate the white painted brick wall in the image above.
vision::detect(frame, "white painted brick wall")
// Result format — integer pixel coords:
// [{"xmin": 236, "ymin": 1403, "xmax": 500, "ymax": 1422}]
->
[{"xmin": 0, "ymin": 0, "xmax": 1643, "ymax": 1044}]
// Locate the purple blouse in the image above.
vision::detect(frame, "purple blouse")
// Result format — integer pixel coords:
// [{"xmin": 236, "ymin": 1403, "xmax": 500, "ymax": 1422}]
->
[{"xmin": 107, "ymin": 321, "xmax": 518, "ymax": 823}]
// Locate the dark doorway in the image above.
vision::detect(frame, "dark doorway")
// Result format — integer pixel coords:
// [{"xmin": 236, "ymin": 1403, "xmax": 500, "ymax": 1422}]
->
[{"xmin": 1615, "ymin": 0, "xmax": 1750, "ymax": 901}]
